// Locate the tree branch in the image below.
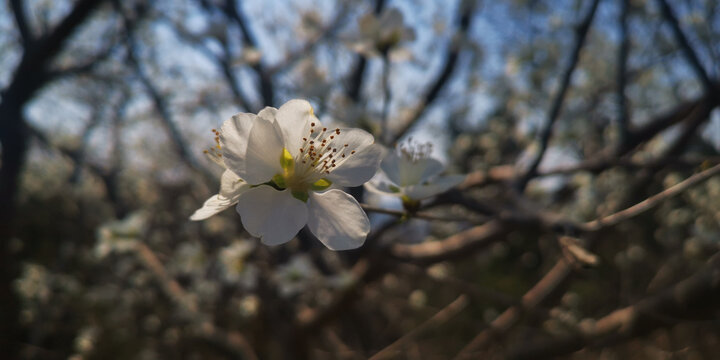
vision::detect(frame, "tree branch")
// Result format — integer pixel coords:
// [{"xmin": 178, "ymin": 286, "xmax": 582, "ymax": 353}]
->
[
  {"xmin": 221, "ymin": 0, "xmax": 274, "ymax": 108},
  {"xmin": 515, "ymin": 0, "xmax": 601, "ymax": 190},
  {"xmin": 369, "ymin": 295, "xmax": 469, "ymax": 360},
  {"xmin": 118, "ymin": 3, "xmax": 215, "ymax": 184},
  {"xmin": 508, "ymin": 253, "xmax": 720, "ymax": 360},
  {"xmin": 389, "ymin": 0, "xmax": 476, "ymax": 144},
  {"xmin": 9, "ymin": 0, "xmax": 33, "ymax": 45},
  {"xmin": 616, "ymin": 0, "xmax": 630, "ymax": 150},
  {"xmin": 657, "ymin": 0, "xmax": 715, "ymax": 94}
]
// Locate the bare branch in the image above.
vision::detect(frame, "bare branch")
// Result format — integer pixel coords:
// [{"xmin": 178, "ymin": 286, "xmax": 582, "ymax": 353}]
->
[
  {"xmin": 117, "ymin": 3, "xmax": 215, "ymax": 184},
  {"xmin": 369, "ymin": 295, "xmax": 469, "ymax": 360},
  {"xmin": 508, "ymin": 253, "xmax": 720, "ymax": 360},
  {"xmin": 220, "ymin": 0, "xmax": 274, "ymax": 108},
  {"xmin": 455, "ymin": 259, "xmax": 574, "ymax": 359},
  {"xmin": 9, "ymin": 0, "xmax": 33, "ymax": 45},
  {"xmin": 657, "ymin": 0, "xmax": 716, "ymax": 94},
  {"xmin": 516, "ymin": 0, "xmax": 601, "ymax": 190},
  {"xmin": 616, "ymin": 0, "xmax": 630, "ymax": 149},
  {"xmin": 582, "ymin": 162, "xmax": 720, "ymax": 232},
  {"xmin": 389, "ymin": 0, "xmax": 477, "ymax": 144},
  {"xmin": 345, "ymin": 0, "xmax": 387, "ymax": 102}
]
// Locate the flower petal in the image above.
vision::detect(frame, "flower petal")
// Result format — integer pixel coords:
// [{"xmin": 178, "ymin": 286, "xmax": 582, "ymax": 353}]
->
[
  {"xmin": 364, "ymin": 179, "xmax": 402, "ymax": 197},
  {"xmin": 219, "ymin": 169, "xmax": 248, "ymax": 199},
  {"xmin": 257, "ymin": 106, "xmax": 277, "ymax": 122},
  {"xmin": 236, "ymin": 186, "xmax": 308, "ymax": 246},
  {"xmin": 327, "ymin": 143, "xmax": 383, "ymax": 187},
  {"xmin": 275, "ymin": 99, "xmax": 317, "ymax": 157},
  {"xmin": 307, "ymin": 190, "xmax": 370, "ymax": 250},
  {"xmin": 243, "ymin": 118, "xmax": 284, "ymax": 184},
  {"xmin": 190, "ymin": 194, "xmax": 237, "ymax": 221},
  {"xmin": 334, "ymin": 128, "xmax": 374, "ymax": 151},
  {"xmin": 381, "ymin": 153, "xmax": 444, "ymax": 186},
  {"xmin": 220, "ymin": 113, "xmax": 255, "ymax": 175},
  {"xmin": 403, "ymin": 174, "xmax": 466, "ymax": 200}
]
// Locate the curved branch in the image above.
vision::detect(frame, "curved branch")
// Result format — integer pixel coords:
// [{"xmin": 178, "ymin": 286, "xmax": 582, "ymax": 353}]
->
[{"xmin": 508, "ymin": 253, "xmax": 720, "ymax": 360}]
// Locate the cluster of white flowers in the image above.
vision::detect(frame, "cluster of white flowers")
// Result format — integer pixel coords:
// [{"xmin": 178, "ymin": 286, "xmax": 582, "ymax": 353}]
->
[{"xmin": 191, "ymin": 100, "xmax": 464, "ymax": 251}]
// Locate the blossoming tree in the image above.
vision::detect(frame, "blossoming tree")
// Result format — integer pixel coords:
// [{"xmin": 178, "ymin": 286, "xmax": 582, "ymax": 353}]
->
[{"xmin": 2, "ymin": 0, "xmax": 720, "ymax": 359}]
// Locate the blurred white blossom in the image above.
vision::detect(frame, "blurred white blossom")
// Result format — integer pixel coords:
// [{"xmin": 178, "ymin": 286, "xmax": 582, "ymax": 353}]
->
[
  {"xmin": 348, "ymin": 8, "xmax": 415, "ymax": 61},
  {"xmin": 366, "ymin": 140, "xmax": 465, "ymax": 205},
  {"xmin": 273, "ymin": 255, "xmax": 321, "ymax": 297},
  {"xmin": 94, "ymin": 211, "xmax": 148, "ymax": 258}
]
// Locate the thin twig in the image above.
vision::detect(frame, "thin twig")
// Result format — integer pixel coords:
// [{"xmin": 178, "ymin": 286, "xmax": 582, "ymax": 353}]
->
[
  {"xmin": 516, "ymin": 0, "xmax": 601, "ymax": 190},
  {"xmin": 389, "ymin": 0, "xmax": 476, "ymax": 144},
  {"xmin": 657, "ymin": 0, "xmax": 715, "ymax": 94},
  {"xmin": 369, "ymin": 295, "xmax": 469, "ymax": 360},
  {"xmin": 582, "ymin": 162, "xmax": 720, "ymax": 231},
  {"xmin": 616, "ymin": 0, "xmax": 630, "ymax": 150},
  {"xmin": 508, "ymin": 253, "xmax": 720, "ymax": 360},
  {"xmin": 454, "ymin": 259, "xmax": 574, "ymax": 359}
]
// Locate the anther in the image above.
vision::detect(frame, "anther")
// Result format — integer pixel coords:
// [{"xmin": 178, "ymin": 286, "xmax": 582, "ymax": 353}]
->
[{"xmin": 351, "ymin": 150, "xmax": 356, "ymax": 154}]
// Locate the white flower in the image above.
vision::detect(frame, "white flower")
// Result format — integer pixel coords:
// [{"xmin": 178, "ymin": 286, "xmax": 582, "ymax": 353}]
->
[
  {"xmin": 218, "ymin": 99, "xmax": 383, "ymax": 250},
  {"xmin": 366, "ymin": 141, "xmax": 465, "ymax": 202},
  {"xmin": 348, "ymin": 8, "xmax": 415, "ymax": 61},
  {"xmin": 190, "ymin": 129, "xmax": 251, "ymax": 221}
]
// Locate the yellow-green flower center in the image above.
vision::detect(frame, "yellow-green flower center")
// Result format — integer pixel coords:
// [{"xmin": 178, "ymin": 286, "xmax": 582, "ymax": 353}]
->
[{"xmin": 273, "ymin": 148, "xmax": 332, "ymax": 202}]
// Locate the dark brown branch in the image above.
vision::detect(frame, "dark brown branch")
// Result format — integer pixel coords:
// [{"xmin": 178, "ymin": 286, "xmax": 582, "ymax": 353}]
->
[
  {"xmin": 345, "ymin": 0, "xmax": 386, "ymax": 102},
  {"xmin": 221, "ymin": 0, "xmax": 274, "ymax": 108},
  {"xmin": 0, "ymin": 1, "xmax": 106, "ymax": 356},
  {"xmin": 118, "ymin": 4, "xmax": 215, "ymax": 184},
  {"xmin": 657, "ymin": 0, "xmax": 715, "ymax": 94},
  {"xmin": 390, "ymin": 220, "xmax": 511, "ymax": 264},
  {"xmin": 455, "ymin": 259, "xmax": 574, "ymax": 359},
  {"xmin": 508, "ymin": 253, "xmax": 720, "ymax": 360},
  {"xmin": 369, "ymin": 295, "xmax": 469, "ymax": 360},
  {"xmin": 167, "ymin": 14, "xmax": 254, "ymax": 111},
  {"xmin": 9, "ymin": 0, "xmax": 33, "ymax": 45},
  {"xmin": 267, "ymin": 6, "xmax": 350, "ymax": 75},
  {"xmin": 616, "ymin": 0, "xmax": 630, "ymax": 149},
  {"xmin": 389, "ymin": 0, "xmax": 476, "ymax": 144},
  {"xmin": 516, "ymin": 0, "xmax": 601, "ymax": 190},
  {"xmin": 581, "ymin": 162, "xmax": 720, "ymax": 232}
]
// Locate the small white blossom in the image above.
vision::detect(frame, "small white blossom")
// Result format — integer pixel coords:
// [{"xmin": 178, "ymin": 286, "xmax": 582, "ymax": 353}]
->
[
  {"xmin": 348, "ymin": 8, "xmax": 415, "ymax": 61},
  {"xmin": 366, "ymin": 140, "xmax": 465, "ymax": 202},
  {"xmin": 194, "ymin": 99, "xmax": 383, "ymax": 250}
]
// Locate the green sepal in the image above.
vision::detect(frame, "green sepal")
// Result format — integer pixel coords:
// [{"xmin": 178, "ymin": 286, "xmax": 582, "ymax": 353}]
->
[
  {"xmin": 310, "ymin": 178, "xmax": 332, "ymax": 191},
  {"xmin": 388, "ymin": 184, "xmax": 401, "ymax": 193},
  {"xmin": 291, "ymin": 190, "xmax": 309, "ymax": 203},
  {"xmin": 401, "ymin": 196, "xmax": 420, "ymax": 214},
  {"xmin": 272, "ymin": 174, "xmax": 286, "ymax": 189}
]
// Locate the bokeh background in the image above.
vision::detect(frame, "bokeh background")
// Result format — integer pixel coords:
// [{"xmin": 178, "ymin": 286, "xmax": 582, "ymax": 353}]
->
[{"xmin": 2, "ymin": 0, "xmax": 720, "ymax": 359}]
